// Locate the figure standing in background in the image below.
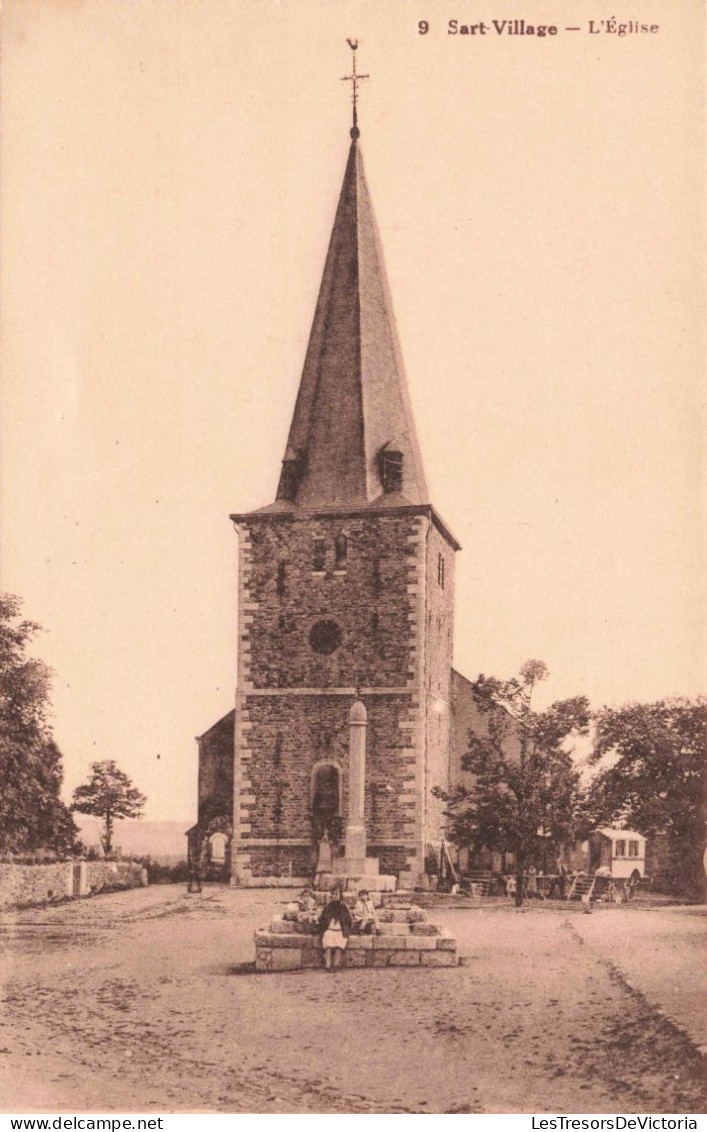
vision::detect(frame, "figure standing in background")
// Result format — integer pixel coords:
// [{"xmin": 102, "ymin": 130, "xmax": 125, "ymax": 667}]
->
[
  {"xmin": 526, "ymin": 864, "xmax": 538, "ymax": 899},
  {"xmin": 315, "ymin": 829, "xmax": 332, "ymax": 881}
]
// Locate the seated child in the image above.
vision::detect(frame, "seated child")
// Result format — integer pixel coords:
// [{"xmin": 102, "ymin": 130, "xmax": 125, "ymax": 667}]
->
[
  {"xmin": 297, "ymin": 887, "xmax": 318, "ymax": 923},
  {"xmin": 354, "ymin": 889, "xmax": 378, "ymax": 934}
]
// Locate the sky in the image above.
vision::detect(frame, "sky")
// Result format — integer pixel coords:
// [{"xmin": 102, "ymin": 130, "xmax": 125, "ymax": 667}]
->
[{"xmin": 1, "ymin": 0, "xmax": 704, "ymax": 821}]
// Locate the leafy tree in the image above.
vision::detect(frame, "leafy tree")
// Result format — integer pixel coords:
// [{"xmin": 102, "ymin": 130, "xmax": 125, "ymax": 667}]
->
[
  {"xmin": 584, "ymin": 698, "xmax": 706, "ymax": 899},
  {"xmin": 0, "ymin": 594, "xmax": 77, "ymax": 855},
  {"xmin": 72, "ymin": 760, "xmax": 146, "ymax": 854},
  {"xmin": 435, "ymin": 660, "xmax": 590, "ymax": 906}
]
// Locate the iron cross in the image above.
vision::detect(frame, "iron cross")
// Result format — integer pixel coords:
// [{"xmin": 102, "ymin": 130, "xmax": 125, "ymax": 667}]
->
[{"xmin": 341, "ymin": 39, "xmax": 369, "ymax": 138}]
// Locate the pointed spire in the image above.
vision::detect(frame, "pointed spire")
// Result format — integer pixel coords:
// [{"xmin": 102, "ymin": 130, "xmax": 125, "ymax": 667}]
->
[{"xmin": 274, "ymin": 60, "xmax": 429, "ymax": 513}]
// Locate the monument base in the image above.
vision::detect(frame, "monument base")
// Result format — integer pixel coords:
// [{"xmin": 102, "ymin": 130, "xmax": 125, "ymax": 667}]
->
[
  {"xmin": 330, "ymin": 855, "xmax": 379, "ymax": 877},
  {"xmin": 315, "ymin": 871, "xmax": 397, "ymax": 893},
  {"xmin": 253, "ymin": 890, "xmax": 459, "ymax": 972}
]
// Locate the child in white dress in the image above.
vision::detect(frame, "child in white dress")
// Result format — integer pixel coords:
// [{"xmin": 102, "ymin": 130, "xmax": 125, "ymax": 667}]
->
[{"xmin": 318, "ymin": 885, "xmax": 352, "ymax": 970}]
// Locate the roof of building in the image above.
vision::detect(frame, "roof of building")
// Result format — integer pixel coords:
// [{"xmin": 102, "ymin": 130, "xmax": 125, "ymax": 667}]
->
[
  {"xmin": 277, "ymin": 136, "xmax": 429, "ymax": 511},
  {"xmin": 195, "ymin": 709, "xmax": 235, "ymax": 744},
  {"xmin": 231, "ymin": 134, "xmax": 441, "ymax": 524},
  {"xmin": 597, "ymin": 827, "xmax": 646, "ymax": 842},
  {"xmin": 230, "ymin": 132, "xmax": 462, "ymax": 548}
]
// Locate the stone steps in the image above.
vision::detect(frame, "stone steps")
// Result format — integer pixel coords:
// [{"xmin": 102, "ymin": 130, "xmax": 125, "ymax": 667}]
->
[
  {"xmin": 254, "ymin": 927, "xmax": 458, "ymax": 971},
  {"xmin": 254, "ymin": 895, "xmax": 459, "ymax": 972}
]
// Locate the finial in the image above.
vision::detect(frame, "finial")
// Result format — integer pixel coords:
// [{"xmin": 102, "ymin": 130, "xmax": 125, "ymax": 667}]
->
[{"xmin": 341, "ymin": 39, "xmax": 369, "ymax": 140}]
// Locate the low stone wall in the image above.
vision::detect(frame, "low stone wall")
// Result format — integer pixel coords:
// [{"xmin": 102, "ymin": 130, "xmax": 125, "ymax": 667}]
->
[
  {"xmin": 86, "ymin": 861, "xmax": 147, "ymax": 894},
  {"xmin": 0, "ymin": 862, "xmax": 74, "ymax": 910},
  {"xmin": 255, "ymin": 929, "xmax": 458, "ymax": 971},
  {"xmin": 0, "ymin": 860, "xmax": 147, "ymax": 911}
]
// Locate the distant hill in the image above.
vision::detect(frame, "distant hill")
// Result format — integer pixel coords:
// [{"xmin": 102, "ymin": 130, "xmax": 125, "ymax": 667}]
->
[{"xmin": 74, "ymin": 816, "xmax": 190, "ymax": 862}]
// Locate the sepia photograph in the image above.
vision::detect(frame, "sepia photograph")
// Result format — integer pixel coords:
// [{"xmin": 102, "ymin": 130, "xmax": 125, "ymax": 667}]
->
[{"xmin": 0, "ymin": 0, "xmax": 705, "ymax": 1118}]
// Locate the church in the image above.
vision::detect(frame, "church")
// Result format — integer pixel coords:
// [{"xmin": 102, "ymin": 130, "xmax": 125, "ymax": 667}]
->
[{"xmin": 187, "ymin": 72, "xmax": 483, "ymax": 888}]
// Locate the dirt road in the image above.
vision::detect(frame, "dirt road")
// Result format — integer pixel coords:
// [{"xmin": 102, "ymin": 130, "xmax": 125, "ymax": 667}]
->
[{"xmin": 0, "ymin": 887, "xmax": 704, "ymax": 1114}]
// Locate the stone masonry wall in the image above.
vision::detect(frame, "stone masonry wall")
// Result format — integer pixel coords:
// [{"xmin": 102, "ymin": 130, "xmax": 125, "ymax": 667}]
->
[
  {"xmin": 373, "ymin": 844, "xmax": 413, "ymax": 877},
  {"xmin": 242, "ymin": 692, "xmax": 417, "ymax": 842},
  {"xmin": 0, "ymin": 863, "xmax": 73, "ymax": 910},
  {"xmin": 232, "ymin": 511, "xmax": 425, "ymax": 882},
  {"xmin": 0, "ymin": 861, "xmax": 145, "ymax": 910},
  {"xmin": 450, "ymin": 669, "xmax": 482, "ymax": 791},
  {"xmin": 247, "ymin": 844, "xmax": 314, "ymax": 880},
  {"xmin": 242, "ymin": 513, "xmax": 420, "ymax": 689},
  {"xmin": 197, "ymin": 710, "xmax": 235, "ymax": 827}
]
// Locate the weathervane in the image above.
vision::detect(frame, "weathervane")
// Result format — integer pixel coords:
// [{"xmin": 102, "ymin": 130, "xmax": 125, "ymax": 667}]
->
[{"xmin": 341, "ymin": 39, "xmax": 369, "ymax": 140}]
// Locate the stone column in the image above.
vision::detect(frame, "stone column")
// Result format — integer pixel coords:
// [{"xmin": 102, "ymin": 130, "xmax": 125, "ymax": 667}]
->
[{"xmin": 345, "ymin": 700, "xmax": 368, "ymax": 865}]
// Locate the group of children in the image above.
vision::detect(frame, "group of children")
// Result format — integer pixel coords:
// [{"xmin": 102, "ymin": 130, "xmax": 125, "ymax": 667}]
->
[{"xmin": 295, "ymin": 885, "xmax": 378, "ymax": 971}]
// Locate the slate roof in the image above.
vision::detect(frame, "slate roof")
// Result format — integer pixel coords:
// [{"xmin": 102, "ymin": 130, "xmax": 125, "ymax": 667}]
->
[
  {"xmin": 195, "ymin": 709, "xmax": 235, "ymax": 744},
  {"xmin": 275, "ymin": 136, "xmax": 429, "ymax": 511},
  {"xmin": 229, "ymin": 132, "xmax": 462, "ymax": 549}
]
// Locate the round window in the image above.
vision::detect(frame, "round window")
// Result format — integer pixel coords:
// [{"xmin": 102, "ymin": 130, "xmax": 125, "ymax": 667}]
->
[{"xmin": 309, "ymin": 620, "xmax": 342, "ymax": 655}]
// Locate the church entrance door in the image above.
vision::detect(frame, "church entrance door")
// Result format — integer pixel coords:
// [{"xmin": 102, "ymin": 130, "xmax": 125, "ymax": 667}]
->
[{"xmin": 311, "ymin": 763, "xmax": 341, "ymax": 842}]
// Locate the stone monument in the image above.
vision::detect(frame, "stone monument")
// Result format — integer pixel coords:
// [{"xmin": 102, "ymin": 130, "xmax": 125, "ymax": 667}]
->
[
  {"xmin": 252, "ymin": 696, "xmax": 461, "ymax": 971},
  {"xmin": 318, "ymin": 701, "xmax": 397, "ymax": 894}
]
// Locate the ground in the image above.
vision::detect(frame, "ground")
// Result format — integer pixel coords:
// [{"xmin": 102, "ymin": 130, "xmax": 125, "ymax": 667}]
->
[{"xmin": 0, "ymin": 886, "xmax": 704, "ymax": 1114}]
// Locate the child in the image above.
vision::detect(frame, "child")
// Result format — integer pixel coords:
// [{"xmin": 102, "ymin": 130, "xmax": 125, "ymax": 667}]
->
[
  {"xmin": 298, "ymin": 887, "xmax": 317, "ymax": 912},
  {"xmin": 354, "ymin": 889, "xmax": 378, "ymax": 934},
  {"xmin": 297, "ymin": 887, "xmax": 318, "ymax": 924},
  {"xmin": 318, "ymin": 885, "xmax": 352, "ymax": 970}
]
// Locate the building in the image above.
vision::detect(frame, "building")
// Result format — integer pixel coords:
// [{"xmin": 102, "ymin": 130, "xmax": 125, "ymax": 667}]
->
[
  {"xmin": 562, "ymin": 828, "xmax": 646, "ymax": 880},
  {"xmin": 188, "ymin": 99, "xmax": 482, "ymax": 887}
]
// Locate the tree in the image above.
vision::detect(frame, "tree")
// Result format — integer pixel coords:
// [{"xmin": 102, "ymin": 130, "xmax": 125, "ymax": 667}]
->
[
  {"xmin": 72, "ymin": 760, "xmax": 146, "ymax": 854},
  {"xmin": 584, "ymin": 698, "xmax": 706, "ymax": 899},
  {"xmin": 0, "ymin": 593, "xmax": 77, "ymax": 855},
  {"xmin": 435, "ymin": 660, "xmax": 590, "ymax": 906}
]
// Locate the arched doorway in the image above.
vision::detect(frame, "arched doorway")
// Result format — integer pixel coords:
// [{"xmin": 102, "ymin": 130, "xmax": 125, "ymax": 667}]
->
[{"xmin": 311, "ymin": 762, "xmax": 341, "ymax": 842}]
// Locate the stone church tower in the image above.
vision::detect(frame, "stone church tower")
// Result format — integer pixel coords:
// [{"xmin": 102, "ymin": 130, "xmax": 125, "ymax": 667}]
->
[{"xmin": 189, "ymin": 112, "xmax": 470, "ymax": 887}]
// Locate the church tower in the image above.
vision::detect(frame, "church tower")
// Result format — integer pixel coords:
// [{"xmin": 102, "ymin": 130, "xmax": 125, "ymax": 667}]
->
[{"xmin": 194, "ymin": 58, "xmax": 461, "ymax": 887}]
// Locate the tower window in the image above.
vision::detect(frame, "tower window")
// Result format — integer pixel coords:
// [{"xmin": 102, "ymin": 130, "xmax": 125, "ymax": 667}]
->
[
  {"xmin": 312, "ymin": 538, "xmax": 326, "ymax": 572},
  {"xmin": 309, "ymin": 619, "xmax": 342, "ymax": 655},
  {"xmin": 438, "ymin": 553, "xmax": 445, "ymax": 589},
  {"xmin": 379, "ymin": 449, "xmax": 403, "ymax": 494},
  {"xmin": 371, "ymin": 612, "xmax": 379, "ymax": 634},
  {"xmin": 334, "ymin": 534, "xmax": 348, "ymax": 570},
  {"xmin": 276, "ymin": 561, "xmax": 287, "ymax": 596},
  {"xmin": 274, "ymin": 731, "xmax": 283, "ymax": 768},
  {"xmin": 372, "ymin": 557, "xmax": 382, "ymax": 594},
  {"xmin": 273, "ymin": 791, "xmax": 283, "ymax": 827}
]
